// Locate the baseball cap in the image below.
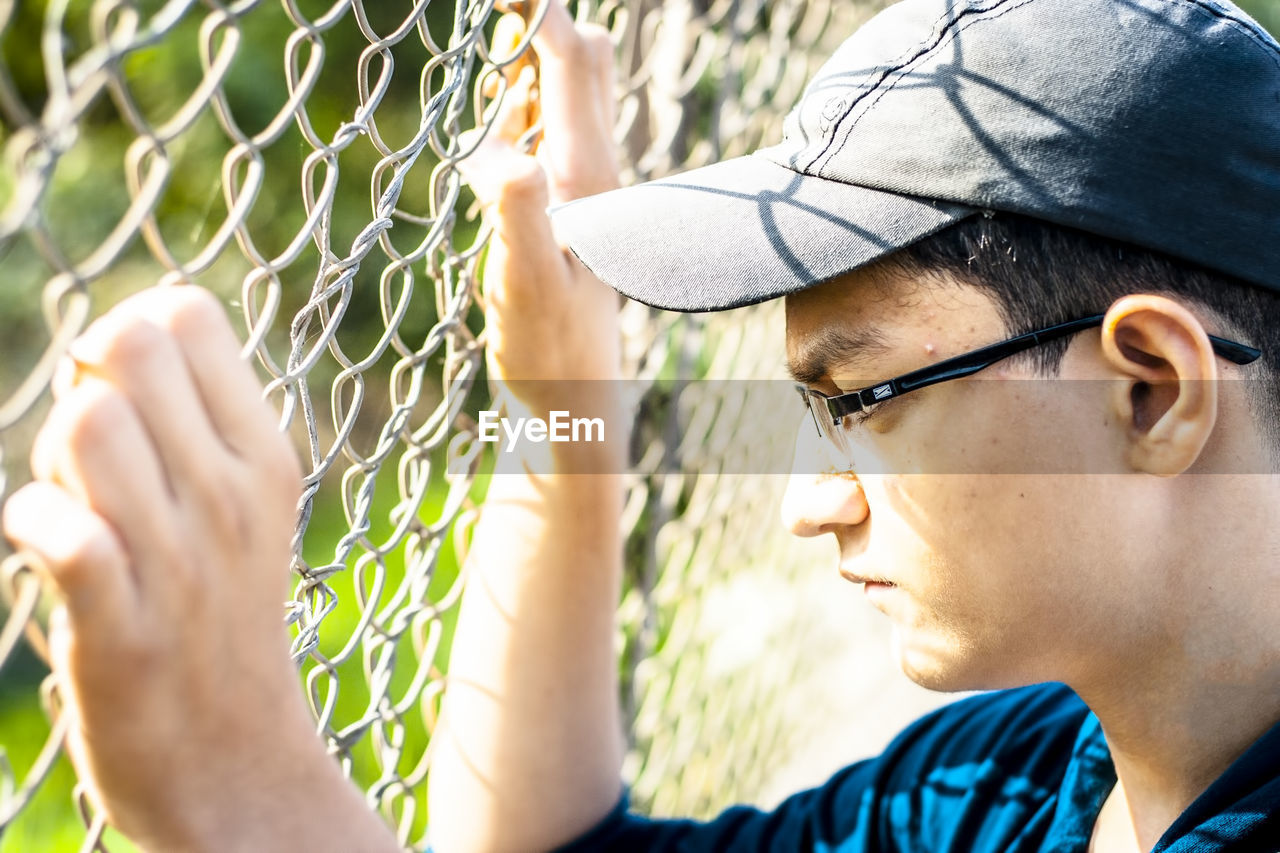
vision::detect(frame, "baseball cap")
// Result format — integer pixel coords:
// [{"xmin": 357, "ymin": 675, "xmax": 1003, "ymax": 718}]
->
[{"xmin": 550, "ymin": 0, "xmax": 1280, "ymax": 312}]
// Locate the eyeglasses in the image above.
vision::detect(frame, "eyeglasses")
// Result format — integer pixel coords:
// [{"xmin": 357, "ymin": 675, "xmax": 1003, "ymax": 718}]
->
[{"xmin": 795, "ymin": 313, "xmax": 1262, "ymax": 457}]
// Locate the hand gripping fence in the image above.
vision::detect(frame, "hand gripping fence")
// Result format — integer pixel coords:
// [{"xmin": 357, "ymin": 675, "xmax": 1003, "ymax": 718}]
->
[{"xmin": 0, "ymin": 0, "xmax": 881, "ymax": 847}]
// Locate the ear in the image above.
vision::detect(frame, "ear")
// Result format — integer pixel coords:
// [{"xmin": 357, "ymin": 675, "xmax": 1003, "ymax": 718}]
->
[{"xmin": 1100, "ymin": 295, "xmax": 1218, "ymax": 476}]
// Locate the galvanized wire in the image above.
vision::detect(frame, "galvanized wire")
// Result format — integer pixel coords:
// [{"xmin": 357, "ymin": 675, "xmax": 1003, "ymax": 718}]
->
[{"xmin": 0, "ymin": 0, "xmax": 882, "ymax": 847}]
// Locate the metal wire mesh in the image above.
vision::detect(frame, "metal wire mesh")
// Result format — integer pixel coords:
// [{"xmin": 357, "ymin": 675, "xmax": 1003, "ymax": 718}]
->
[{"xmin": 0, "ymin": 0, "xmax": 883, "ymax": 847}]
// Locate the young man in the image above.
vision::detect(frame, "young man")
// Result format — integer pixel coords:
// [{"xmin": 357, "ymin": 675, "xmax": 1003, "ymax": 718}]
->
[{"xmin": 4, "ymin": 0, "xmax": 1278, "ymax": 852}]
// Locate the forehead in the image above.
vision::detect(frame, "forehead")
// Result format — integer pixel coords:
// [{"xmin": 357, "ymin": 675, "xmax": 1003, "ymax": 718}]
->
[
  {"xmin": 785, "ymin": 265, "xmax": 905, "ymax": 341},
  {"xmin": 784, "ymin": 265, "xmax": 1005, "ymax": 381}
]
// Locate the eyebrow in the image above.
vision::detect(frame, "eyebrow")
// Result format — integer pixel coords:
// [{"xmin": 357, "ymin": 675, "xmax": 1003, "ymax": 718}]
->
[{"xmin": 786, "ymin": 325, "xmax": 894, "ymax": 386}]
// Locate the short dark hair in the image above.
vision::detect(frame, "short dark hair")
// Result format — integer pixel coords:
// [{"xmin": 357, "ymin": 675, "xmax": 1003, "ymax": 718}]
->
[{"xmin": 883, "ymin": 212, "xmax": 1280, "ymax": 448}]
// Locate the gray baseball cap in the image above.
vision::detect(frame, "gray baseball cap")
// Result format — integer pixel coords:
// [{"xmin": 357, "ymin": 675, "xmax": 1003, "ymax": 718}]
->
[{"xmin": 550, "ymin": 0, "xmax": 1280, "ymax": 312}]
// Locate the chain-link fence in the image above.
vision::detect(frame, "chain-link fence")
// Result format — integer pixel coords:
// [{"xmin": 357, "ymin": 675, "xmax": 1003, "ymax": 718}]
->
[
  {"xmin": 8, "ymin": 0, "xmax": 1274, "ymax": 849},
  {"xmin": 0, "ymin": 0, "xmax": 881, "ymax": 848}
]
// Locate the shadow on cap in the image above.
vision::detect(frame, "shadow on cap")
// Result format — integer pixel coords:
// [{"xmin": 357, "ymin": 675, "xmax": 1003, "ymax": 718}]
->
[{"xmin": 551, "ymin": 0, "xmax": 1280, "ymax": 312}]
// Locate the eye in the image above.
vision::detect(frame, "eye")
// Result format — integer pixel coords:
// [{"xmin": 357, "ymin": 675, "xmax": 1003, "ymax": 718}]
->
[
  {"xmin": 839, "ymin": 403, "xmax": 881, "ymax": 430},
  {"xmin": 837, "ymin": 395, "xmax": 903, "ymax": 432}
]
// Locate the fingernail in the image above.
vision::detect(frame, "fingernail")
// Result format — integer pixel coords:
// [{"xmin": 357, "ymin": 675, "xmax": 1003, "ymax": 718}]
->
[{"xmin": 65, "ymin": 324, "xmax": 103, "ymax": 364}]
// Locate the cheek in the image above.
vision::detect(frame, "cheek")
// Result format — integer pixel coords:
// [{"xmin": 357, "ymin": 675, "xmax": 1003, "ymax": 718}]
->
[
  {"xmin": 881, "ymin": 477, "xmax": 1023, "ymax": 610},
  {"xmin": 886, "ymin": 380, "xmax": 1124, "ymax": 477},
  {"xmin": 861, "ymin": 399, "xmax": 1151, "ymax": 684},
  {"xmin": 878, "ymin": 476, "xmax": 1102, "ymax": 643}
]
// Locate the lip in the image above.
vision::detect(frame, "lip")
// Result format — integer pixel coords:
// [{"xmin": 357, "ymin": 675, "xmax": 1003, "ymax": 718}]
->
[{"xmin": 839, "ymin": 567, "xmax": 895, "ymax": 587}]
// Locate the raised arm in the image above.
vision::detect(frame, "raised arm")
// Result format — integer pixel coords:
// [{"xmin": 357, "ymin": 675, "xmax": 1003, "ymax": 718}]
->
[{"xmin": 425, "ymin": 5, "xmax": 629, "ymax": 852}]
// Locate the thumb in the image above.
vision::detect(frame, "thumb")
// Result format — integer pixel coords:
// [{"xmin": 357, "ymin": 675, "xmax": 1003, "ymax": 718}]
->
[
  {"xmin": 460, "ymin": 64, "xmax": 539, "ymax": 163},
  {"xmin": 458, "ymin": 59, "xmax": 566, "ymax": 301}
]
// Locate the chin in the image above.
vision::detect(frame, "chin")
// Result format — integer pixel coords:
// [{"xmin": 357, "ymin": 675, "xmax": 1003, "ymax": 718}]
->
[{"xmin": 891, "ymin": 626, "xmax": 1023, "ymax": 693}]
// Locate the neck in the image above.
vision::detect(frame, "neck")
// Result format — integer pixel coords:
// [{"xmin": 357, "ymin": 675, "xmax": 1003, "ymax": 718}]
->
[
  {"xmin": 1072, "ymin": 507, "xmax": 1280, "ymax": 850},
  {"xmin": 1080, "ymin": 675, "xmax": 1280, "ymax": 850}
]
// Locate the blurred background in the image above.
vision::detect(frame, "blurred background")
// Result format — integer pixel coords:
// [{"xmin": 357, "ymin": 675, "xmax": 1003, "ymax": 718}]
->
[{"xmin": 0, "ymin": 0, "xmax": 1276, "ymax": 848}]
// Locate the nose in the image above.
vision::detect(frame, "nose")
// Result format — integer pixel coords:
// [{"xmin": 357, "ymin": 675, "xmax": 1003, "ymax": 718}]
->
[{"xmin": 781, "ymin": 424, "xmax": 870, "ymax": 537}]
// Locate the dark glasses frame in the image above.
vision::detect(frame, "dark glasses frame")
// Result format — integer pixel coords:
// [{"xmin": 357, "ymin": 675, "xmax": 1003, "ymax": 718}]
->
[{"xmin": 796, "ymin": 313, "xmax": 1262, "ymax": 439}]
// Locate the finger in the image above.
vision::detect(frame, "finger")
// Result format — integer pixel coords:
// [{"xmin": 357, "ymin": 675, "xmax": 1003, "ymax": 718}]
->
[
  {"xmin": 532, "ymin": 19, "xmax": 618, "ymax": 201},
  {"xmin": 463, "ymin": 65, "xmax": 538, "ymax": 174},
  {"xmin": 460, "ymin": 70, "xmax": 545, "ymax": 210},
  {"xmin": 480, "ymin": 13, "xmax": 531, "ymax": 99},
  {"xmin": 30, "ymin": 378, "xmax": 185, "ymax": 605},
  {"xmin": 105, "ymin": 286, "xmax": 280, "ymax": 462},
  {"xmin": 492, "ymin": 12, "xmax": 530, "ymax": 79},
  {"xmin": 68, "ymin": 315, "xmax": 228, "ymax": 503},
  {"xmin": 460, "ymin": 111, "xmax": 571, "ymax": 315},
  {"xmin": 67, "ymin": 291, "xmax": 263, "ymax": 481},
  {"xmin": 491, "ymin": 65, "xmax": 538, "ymax": 147},
  {"xmin": 478, "ymin": 161, "xmax": 568, "ymax": 313},
  {"xmin": 3, "ymin": 481, "xmax": 138, "ymax": 628},
  {"xmin": 527, "ymin": 0, "xmax": 581, "ymax": 60}
]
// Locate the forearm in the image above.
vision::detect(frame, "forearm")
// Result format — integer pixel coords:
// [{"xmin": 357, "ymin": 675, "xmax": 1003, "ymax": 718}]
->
[
  {"xmin": 430, "ymin": 3, "xmax": 628, "ymax": 845},
  {"xmin": 428, "ymin": 422, "xmax": 626, "ymax": 852}
]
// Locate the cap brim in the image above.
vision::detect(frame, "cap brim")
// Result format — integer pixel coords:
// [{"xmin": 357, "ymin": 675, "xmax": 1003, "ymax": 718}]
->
[{"xmin": 550, "ymin": 153, "xmax": 978, "ymax": 312}]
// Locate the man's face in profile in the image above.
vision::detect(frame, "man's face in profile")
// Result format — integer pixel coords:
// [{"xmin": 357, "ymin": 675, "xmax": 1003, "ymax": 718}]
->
[{"xmin": 780, "ymin": 265, "xmax": 1194, "ymax": 694}]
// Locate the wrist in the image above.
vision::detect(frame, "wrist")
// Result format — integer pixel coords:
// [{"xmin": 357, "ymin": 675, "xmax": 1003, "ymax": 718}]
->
[{"xmin": 162, "ymin": 728, "xmax": 398, "ymax": 853}]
